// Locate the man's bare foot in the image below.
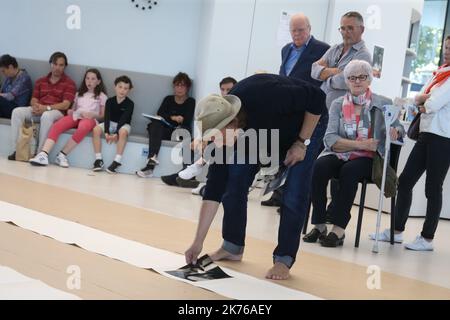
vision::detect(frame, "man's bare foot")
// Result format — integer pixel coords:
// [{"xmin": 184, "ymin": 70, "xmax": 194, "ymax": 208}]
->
[
  {"xmin": 208, "ymin": 247, "xmax": 242, "ymax": 261},
  {"xmin": 265, "ymin": 262, "xmax": 290, "ymax": 280}
]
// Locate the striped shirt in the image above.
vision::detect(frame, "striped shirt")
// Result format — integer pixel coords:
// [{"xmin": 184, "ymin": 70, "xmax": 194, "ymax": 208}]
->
[{"xmin": 32, "ymin": 73, "xmax": 76, "ymax": 106}]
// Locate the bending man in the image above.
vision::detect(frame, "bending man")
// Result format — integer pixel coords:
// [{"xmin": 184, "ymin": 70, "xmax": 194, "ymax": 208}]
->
[{"xmin": 185, "ymin": 74, "xmax": 327, "ymax": 280}]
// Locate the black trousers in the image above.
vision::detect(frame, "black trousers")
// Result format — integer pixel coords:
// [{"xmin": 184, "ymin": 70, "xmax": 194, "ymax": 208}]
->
[
  {"xmin": 395, "ymin": 132, "xmax": 450, "ymax": 239},
  {"xmin": 311, "ymin": 155, "xmax": 373, "ymax": 229},
  {"xmin": 147, "ymin": 121, "xmax": 174, "ymax": 158},
  {"xmin": 0, "ymin": 96, "xmax": 18, "ymax": 119}
]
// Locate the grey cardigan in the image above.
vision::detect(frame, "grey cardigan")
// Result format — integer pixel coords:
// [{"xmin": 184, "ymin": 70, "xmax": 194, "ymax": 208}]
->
[{"xmin": 322, "ymin": 93, "xmax": 405, "ymax": 159}]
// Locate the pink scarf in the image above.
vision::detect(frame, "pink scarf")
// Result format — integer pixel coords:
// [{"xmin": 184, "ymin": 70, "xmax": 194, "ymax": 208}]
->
[{"xmin": 338, "ymin": 88, "xmax": 374, "ymax": 161}]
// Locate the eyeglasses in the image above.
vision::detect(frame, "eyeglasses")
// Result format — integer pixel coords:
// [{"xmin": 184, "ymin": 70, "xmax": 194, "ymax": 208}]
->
[
  {"xmin": 290, "ymin": 28, "xmax": 308, "ymax": 34},
  {"xmin": 338, "ymin": 25, "xmax": 360, "ymax": 33},
  {"xmin": 347, "ymin": 75, "xmax": 368, "ymax": 82}
]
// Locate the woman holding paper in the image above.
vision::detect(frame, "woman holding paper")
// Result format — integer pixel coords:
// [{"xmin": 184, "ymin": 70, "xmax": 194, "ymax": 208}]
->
[{"xmin": 137, "ymin": 72, "xmax": 195, "ymax": 178}]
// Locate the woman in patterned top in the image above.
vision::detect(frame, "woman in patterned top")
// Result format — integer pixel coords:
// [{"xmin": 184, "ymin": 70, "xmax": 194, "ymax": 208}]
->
[
  {"xmin": 0, "ymin": 54, "xmax": 32, "ymax": 118},
  {"xmin": 304, "ymin": 60, "xmax": 404, "ymax": 247}
]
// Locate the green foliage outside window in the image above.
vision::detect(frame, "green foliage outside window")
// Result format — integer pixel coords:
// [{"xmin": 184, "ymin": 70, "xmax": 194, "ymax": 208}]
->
[{"xmin": 412, "ymin": 26, "xmax": 444, "ymax": 72}]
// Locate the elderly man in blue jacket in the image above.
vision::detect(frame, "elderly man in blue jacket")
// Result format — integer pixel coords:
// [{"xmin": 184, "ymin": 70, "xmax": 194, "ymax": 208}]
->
[
  {"xmin": 279, "ymin": 13, "xmax": 330, "ymax": 86},
  {"xmin": 263, "ymin": 13, "xmax": 330, "ymax": 208}
]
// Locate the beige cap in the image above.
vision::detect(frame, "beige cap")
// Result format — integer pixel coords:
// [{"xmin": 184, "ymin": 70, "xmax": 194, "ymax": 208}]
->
[{"xmin": 195, "ymin": 94, "xmax": 241, "ymax": 140}]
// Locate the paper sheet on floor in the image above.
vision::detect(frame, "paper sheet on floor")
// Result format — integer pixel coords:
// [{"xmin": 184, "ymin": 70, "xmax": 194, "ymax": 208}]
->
[
  {"xmin": 0, "ymin": 266, "xmax": 80, "ymax": 300},
  {"xmin": 0, "ymin": 200, "xmax": 320, "ymax": 300}
]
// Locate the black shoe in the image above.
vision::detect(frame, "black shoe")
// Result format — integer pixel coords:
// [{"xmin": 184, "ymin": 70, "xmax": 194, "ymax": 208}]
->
[
  {"xmin": 199, "ymin": 185, "xmax": 206, "ymax": 197},
  {"xmin": 139, "ymin": 163, "xmax": 154, "ymax": 172},
  {"xmin": 139, "ymin": 159, "xmax": 157, "ymax": 171},
  {"xmin": 161, "ymin": 173, "xmax": 179, "ymax": 186},
  {"xmin": 261, "ymin": 197, "xmax": 282, "ymax": 207},
  {"xmin": 92, "ymin": 159, "xmax": 104, "ymax": 171},
  {"xmin": 136, "ymin": 158, "xmax": 157, "ymax": 178},
  {"xmin": 176, "ymin": 176, "xmax": 200, "ymax": 188},
  {"xmin": 303, "ymin": 228, "xmax": 327, "ymax": 243},
  {"xmin": 146, "ymin": 158, "xmax": 158, "ymax": 167},
  {"xmin": 8, "ymin": 152, "xmax": 16, "ymax": 161},
  {"xmin": 136, "ymin": 164, "xmax": 154, "ymax": 178},
  {"xmin": 106, "ymin": 161, "xmax": 121, "ymax": 174},
  {"xmin": 320, "ymin": 232, "xmax": 345, "ymax": 248}
]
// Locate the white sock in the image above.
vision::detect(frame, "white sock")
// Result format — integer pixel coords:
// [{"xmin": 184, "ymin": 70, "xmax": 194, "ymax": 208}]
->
[
  {"xmin": 314, "ymin": 224, "xmax": 326, "ymax": 233},
  {"xmin": 195, "ymin": 157, "xmax": 205, "ymax": 166},
  {"xmin": 331, "ymin": 225, "xmax": 345, "ymax": 238},
  {"xmin": 95, "ymin": 153, "xmax": 102, "ymax": 160},
  {"xmin": 114, "ymin": 154, "xmax": 122, "ymax": 163}
]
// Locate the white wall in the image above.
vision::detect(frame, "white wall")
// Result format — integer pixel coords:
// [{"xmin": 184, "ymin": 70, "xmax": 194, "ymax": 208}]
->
[
  {"xmin": 1, "ymin": 0, "xmax": 202, "ymax": 78},
  {"xmin": 194, "ymin": 0, "xmax": 331, "ymax": 99},
  {"xmin": 325, "ymin": 0, "xmax": 424, "ymax": 99},
  {"xmin": 194, "ymin": 0, "xmax": 256, "ymax": 100},
  {"xmin": 246, "ymin": 0, "xmax": 330, "ymax": 76},
  {"xmin": 2, "ymin": 0, "xmax": 424, "ymax": 102}
]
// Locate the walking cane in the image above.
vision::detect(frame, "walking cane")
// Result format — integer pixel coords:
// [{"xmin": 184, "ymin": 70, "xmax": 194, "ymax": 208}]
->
[{"xmin": 372, "ymin": 105, "xmax": 401, "ymax": 253}]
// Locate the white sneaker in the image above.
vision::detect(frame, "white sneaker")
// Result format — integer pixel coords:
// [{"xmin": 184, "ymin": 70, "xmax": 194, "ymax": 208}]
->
[
  {"xmin": 55, "ymin": 152, "xmax": 69, "ymax": 168},
  {"xmin": 29, "ymin": 152, "xmax": 49, "ymax": 166},
  {"xmin": 369, "ymin": 228, "xmax": 403, "ymax": 243},
  {"xmin": 405, "ymin": 235, "xmax": 434, "ymax": 251},
  {"xmin": 178, "ymin": 163, "xmax": 204, "ymax": 180},
  {"xmin": 192, "ymin": 182, "xmax": 206, "ymax": 195}
]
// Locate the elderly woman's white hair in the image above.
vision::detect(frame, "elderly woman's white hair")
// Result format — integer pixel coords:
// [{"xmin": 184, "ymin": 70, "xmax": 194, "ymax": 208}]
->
[{"xmin": 344, "ymin": 60, "xmax": 373, "ymax": 84}]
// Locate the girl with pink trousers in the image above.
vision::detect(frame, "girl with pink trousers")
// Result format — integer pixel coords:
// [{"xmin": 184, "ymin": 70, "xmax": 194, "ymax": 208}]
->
[{"xmin": 30, "ymin": 68, "xmax": 107, "ymax": 167}]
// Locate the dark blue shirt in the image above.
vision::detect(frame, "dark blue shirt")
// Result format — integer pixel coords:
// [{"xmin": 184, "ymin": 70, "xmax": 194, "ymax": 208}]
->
[
  {"xmin": 0, "ymin": 69, "xmax": 32, "ymax": 106},
  {"xmin": 231, "ymin": 73, "xmax": 325, "ymax": 156},
  {"xmin": 203, "ymin": 73, "xmax": 326, "ymax": 202}
]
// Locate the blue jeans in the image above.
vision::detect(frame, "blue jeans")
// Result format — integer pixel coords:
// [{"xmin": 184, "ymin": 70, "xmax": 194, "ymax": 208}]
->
[{"xmin": 222, "ymin": 113, "xmax": 328, "ymax": 268}]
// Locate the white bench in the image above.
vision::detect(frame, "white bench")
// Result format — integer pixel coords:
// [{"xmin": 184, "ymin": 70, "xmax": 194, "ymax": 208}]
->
[
  {"xmin": 0, "ymin": 119, "xmax": 184, "ymax": 176},
  {"xmin": 0, "ymin": 58, "xmax": 193, "ymax": 176}
]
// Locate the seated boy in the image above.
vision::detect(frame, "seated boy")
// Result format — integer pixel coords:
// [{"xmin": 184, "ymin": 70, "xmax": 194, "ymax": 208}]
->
[{"xmin": 91, "ymin": 75, "xmax": 134, "ymax": 173}]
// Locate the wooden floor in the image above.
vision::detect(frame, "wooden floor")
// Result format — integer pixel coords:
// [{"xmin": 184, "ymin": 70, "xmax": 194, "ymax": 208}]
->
[{"xmin": 1, "ymin": 172, "xmax": 449, "ymax": 300}]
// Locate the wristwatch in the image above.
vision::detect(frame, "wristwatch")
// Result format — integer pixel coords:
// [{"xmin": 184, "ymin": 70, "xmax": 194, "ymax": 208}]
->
[
  {"xmin": 297, "ymin": 136, "xmax": 311, "ymax": 147},
  {"xmin": 46, "ymin": 105, "xmax": 52, "ymax": 111}
]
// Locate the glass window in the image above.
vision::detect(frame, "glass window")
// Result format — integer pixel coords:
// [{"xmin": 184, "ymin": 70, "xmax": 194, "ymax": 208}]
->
[{"xmin": 408, "ymin": 0, "xmax": 449, "ymax": 97}]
